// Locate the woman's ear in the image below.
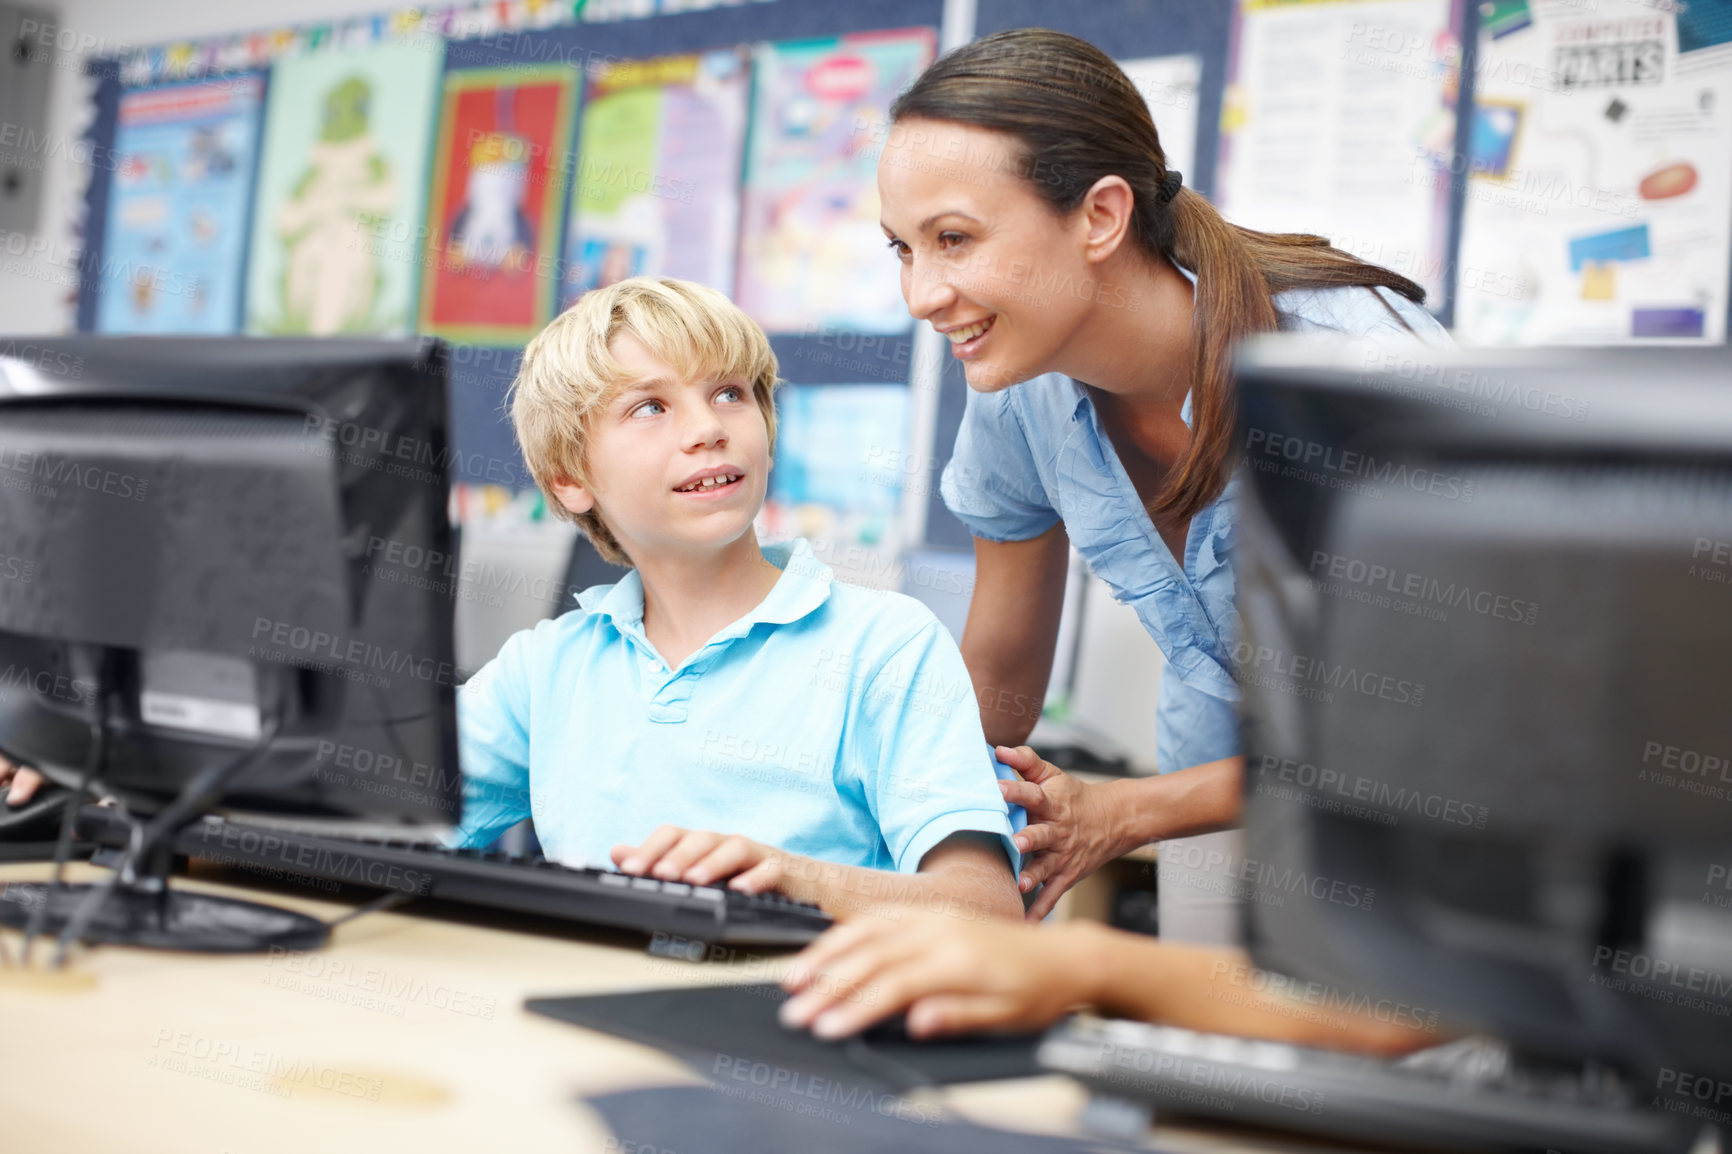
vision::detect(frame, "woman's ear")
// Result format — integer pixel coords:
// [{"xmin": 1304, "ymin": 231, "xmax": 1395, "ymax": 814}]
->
[
  {"xmin": 548, "ymin": 477, "xmax": 596, "ymax": 517},
  {"xmin": 1079, "ymin": 175, "xmax": 1136, "ymax": 266}
]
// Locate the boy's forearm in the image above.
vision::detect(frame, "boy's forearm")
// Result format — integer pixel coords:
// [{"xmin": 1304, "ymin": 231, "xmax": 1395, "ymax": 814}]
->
[
  {"xmin": 1064, "ymin": 926, "xmax": 1435, "ymax": 1056},
  {"xmin": 779, "ymin": 849, "xmax": 1023, "ymax": 923}
]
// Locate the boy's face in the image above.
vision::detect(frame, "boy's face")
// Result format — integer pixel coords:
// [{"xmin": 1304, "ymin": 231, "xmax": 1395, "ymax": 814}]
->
[{"xmin": 551, "ymin": 334, "xmax": 769, "ymax": 562}]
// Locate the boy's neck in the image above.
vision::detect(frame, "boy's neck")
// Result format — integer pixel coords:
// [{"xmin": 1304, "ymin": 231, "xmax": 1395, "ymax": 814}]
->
[{"xmin": 635, "ymin": 532, "xmax": 784, "ymax": 670}]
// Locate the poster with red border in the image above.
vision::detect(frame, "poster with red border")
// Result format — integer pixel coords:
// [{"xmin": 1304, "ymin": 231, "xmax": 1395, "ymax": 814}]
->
[{"xmin": 418, "ymin": 65, "xmax": 578, "ymax": 343}]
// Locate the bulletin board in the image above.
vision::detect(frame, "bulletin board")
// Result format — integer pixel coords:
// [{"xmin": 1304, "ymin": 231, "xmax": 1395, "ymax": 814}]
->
[
  {"xmin": 78, "ymin": 0, "xmax": 1730, "ymax": 557},
  {"xmin": 412, "ymin": 0, "xmax": 946, "ymax": 488}
]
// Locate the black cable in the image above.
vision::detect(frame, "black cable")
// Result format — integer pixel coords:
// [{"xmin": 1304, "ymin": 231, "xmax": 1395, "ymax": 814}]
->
[
  {"xmin": 50, "ymin": 714, "xmax": 282, "ymax": 967},
  {"xmin": 323, "ymin": 888, "xmax": 417, "ymax": 931},
  {"xmin": 19, "ymin": 664, "xmax": 111, "ymax": 966}
]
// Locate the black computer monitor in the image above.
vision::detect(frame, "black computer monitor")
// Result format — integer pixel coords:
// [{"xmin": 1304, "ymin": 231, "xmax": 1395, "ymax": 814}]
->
[
  {"xmin": 0, "ymin": 336, "xmax": 461, "ymax": 952},
  {"xmin": 1233, "ymin": 340, "xmax": 1732, "ymax": 1090}
]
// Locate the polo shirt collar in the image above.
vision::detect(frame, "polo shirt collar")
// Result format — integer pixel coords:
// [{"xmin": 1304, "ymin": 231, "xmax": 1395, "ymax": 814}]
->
[
  {"xmin": 751, "ymin": 537, "xmax": 835, "ymax": 625},
  {"xmin": 574, "ymin": 537, "xmax": 833, "ymax": 635},
  {"xmin": 576, "ymin": 566, "xmax": 646, "ymax": 623}
]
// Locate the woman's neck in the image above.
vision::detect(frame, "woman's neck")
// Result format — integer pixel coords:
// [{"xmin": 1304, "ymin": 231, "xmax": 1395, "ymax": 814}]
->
[
  {"xmin": 1055, "ymin": 251, "xmax": 1198, "ymax": 455},
  {"xmin": 1053, "ymin": 254, "xmax": 1205, "ymax": 464}
]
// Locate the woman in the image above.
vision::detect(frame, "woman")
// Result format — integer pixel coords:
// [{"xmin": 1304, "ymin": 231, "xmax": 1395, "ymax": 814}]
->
[{"xmin": 783, "ymin": 27, "xmax": 1450, "ymax": 1041}]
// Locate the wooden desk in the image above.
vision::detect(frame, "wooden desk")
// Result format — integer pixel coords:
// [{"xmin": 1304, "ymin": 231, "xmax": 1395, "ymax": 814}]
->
[{"xmin": 0, "ymin": 861, "xmax": 1353, "ymax": 1154}]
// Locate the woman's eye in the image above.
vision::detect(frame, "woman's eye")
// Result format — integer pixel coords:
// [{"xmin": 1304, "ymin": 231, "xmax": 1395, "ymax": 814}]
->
[
  {"xmin": 885, "ymin": 238, "xmax": 911, "ymax": 260},
  {"xmin": 938, "ymin": 231, "xmax": 967, "ymax": 250}
]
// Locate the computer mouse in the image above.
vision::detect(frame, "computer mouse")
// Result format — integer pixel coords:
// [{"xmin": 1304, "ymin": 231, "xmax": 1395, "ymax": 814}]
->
[{"xmin": 859, "ymin": 1013, "xmax": 914, "ymax": 1043}]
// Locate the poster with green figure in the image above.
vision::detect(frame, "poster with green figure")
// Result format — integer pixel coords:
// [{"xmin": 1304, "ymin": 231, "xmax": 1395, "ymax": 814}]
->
[{"xmin": 246, "ymin": 41, "xmax": 443, "ymax": 336}]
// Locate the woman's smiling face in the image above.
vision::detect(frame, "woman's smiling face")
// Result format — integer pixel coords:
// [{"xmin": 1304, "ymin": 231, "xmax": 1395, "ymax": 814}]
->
[{"xmin": 877, "ymin": 118, "xmax": 1113, "ymax": 393}]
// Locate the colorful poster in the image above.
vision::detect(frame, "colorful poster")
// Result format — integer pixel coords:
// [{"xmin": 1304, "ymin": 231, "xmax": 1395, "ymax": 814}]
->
[
  {"xmin": 1455, "ymin": 0, "xmax": 1732, "ymax": 345},
  {"xmin": 420, "ymin": 67, "xmax": 578, "ymax": 343},
  {"xmin": 561, "ymin": 50, "xmax": 749, "ymax": 308},
  {"xmin": 245, "ymin": 41, "xmax": 443, "ymax": 336},
  {"xmin": 736, "ymin": 29, "xmax": 936, "ymax": 335},
  {"xmin": 760, "ymin": 383, "xmax": 909, "ymax": 548},
  {"xmin": 765, "ymin": 379, "xmax": 914, "ymax": 554},
  {"xmin": 97, "ymin": 76, "xmax": 264, "ymax": 334},
  {"xmin": 1217, "ymin": 0, "xmax": 1462, "ymax": 307}
]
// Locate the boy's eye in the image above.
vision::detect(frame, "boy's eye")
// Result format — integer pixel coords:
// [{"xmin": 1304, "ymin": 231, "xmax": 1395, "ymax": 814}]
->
[
  {"xmin": 717, "ymin": 385, "xmax": 744, "ymax": 403},
  {"xmin": 631, "ymin": 399, "xmax": 665, "ymax": 418}
]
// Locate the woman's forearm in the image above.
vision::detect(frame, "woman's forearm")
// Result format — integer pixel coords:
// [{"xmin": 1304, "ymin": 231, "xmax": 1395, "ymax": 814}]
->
[
  {"xmin": 1105, "ymin": 756, "xmax": 1244, "ymax": 849},
  {"xmin": 961, "ymin": 528, "xmax": 1072, "ymax": 747}
]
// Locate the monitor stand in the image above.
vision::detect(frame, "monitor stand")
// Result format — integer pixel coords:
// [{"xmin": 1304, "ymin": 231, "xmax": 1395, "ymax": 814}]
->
[{"xmin": 0, "ymin": 828, "xmax": 329, "ymax": 955}]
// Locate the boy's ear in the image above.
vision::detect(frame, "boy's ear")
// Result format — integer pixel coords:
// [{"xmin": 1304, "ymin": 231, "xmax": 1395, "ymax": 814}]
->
[{"xmin": 548, "ymin": 476, "xmax": 596, "ymax": 516}]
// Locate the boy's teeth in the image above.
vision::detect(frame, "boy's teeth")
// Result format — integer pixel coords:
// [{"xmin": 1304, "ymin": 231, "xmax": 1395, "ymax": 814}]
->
[
  {"xmin": 681, "ymin": 473, "xmax": 739, "ymax": 492},
  {"xmin": 945, "ymin": 317, "xmax": 993, "ymax": 344}
]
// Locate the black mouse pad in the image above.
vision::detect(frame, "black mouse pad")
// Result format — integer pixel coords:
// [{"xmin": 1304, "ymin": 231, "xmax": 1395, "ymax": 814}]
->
[
  {"xmin": 585, "ymin": 1084, "xmax": 1146, "ymax": 1154},
  {"xmin": 526, "ymin": 982, "xmax": 1045, "ymax": 1092}
]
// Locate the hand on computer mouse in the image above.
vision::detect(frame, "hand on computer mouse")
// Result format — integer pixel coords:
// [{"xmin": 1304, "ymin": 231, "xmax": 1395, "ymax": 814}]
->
[
  {"xmin": 781, "ymin": 909, "xmax": 1443, "ymax": 1056},
  {"xmin": 0, "ymin": 754, "xmax": 45, "ymax": 807},
  {"xmin": 778, "ymin": 908, "xmax": 1106, "ymax": 1040}
]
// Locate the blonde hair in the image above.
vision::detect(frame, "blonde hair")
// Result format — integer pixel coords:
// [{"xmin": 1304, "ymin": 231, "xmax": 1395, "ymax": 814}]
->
[{"xmin": 509, "ymin": 276, "xmax": 780, "ymax": 566}]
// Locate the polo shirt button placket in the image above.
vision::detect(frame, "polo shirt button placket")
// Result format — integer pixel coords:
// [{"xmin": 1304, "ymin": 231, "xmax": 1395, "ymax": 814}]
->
[{"xmin": 647, "ymin": 660, "xmax": 692, "ymax": 724}]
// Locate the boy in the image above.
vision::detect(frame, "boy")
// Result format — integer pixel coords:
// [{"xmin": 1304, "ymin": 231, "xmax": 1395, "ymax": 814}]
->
[{"xmin": 452, "ymin": 277, "xmax": 1022, "ymax": 920}]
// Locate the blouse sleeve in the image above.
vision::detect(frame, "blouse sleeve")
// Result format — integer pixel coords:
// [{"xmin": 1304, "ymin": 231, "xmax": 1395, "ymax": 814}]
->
[{"xmin": 939, "ymin": 379, "xmax": 1063, "ymax": 542}]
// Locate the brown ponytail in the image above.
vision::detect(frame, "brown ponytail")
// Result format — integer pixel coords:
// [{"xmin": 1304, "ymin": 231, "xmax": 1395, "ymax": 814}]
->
[{"xmin": 891, "ymin": 28, "xmax": 1426, "ymax": 523}]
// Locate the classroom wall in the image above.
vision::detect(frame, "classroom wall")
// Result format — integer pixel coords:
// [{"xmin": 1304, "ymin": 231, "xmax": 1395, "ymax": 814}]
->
[
  {"xmin": 0, "ymin": 0, "xmax": 1184, "ymax": 772},
  {"xmin": 0, "ymin": 0, "xmax": 395, "ymax": 334}
]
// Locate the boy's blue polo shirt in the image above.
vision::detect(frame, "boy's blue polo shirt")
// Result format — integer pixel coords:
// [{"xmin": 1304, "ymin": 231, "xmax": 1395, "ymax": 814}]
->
[{"xmin": 450, "ymin": 538, "xmax": 1020, "ymax": 877}]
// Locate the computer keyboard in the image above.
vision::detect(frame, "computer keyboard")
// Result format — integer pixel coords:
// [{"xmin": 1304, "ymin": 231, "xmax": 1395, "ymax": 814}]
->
[
  {"xmin": 73, "ymin": 806, "xmax": 832, "ymax": 948},
  {"xmin": 1039, "ymin": 1018, "xmax": 1697, "ymax": 1153}
]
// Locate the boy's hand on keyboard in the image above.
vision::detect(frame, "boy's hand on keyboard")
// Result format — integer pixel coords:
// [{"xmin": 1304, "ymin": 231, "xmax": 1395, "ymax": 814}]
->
[{"xmin": 611, "ymin": 825, "xmax": 816, "ymax": 901}]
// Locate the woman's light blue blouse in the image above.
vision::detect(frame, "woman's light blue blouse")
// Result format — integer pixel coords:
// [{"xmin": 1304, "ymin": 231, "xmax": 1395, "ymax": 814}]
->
[{"xmin": 940, "ymin": 267, "xmax": 1453, "ymax": 774}]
